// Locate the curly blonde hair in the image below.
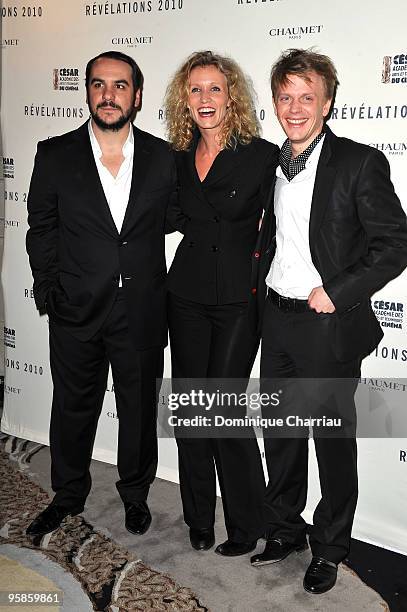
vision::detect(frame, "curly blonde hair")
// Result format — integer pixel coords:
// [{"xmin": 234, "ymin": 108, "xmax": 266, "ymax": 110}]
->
[{"xmin": 164, "ymin": 50, "xmax": 260, "ymax": 151}]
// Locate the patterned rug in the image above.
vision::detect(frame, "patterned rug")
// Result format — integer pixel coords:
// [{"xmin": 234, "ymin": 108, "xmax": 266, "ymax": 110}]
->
[{"xmin": 0, "ymin": 436, "xmax": 209, "ymax": 612}]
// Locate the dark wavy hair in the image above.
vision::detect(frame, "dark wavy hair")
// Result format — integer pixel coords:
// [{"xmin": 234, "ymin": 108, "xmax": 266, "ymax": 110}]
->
[{"xmin": 85, "ymin": 50, "xmax": 143, "ymax": 94}]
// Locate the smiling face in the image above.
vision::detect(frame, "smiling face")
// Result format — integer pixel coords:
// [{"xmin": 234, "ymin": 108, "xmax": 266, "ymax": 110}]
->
[
  {"xmin": 187, "ymin": 65, "xmax": 230, "ymax": 136},
  {"xmin": 273, "ymin": 71, "xmax": 332, "ymax": 155},
  {"xmin": 87, "ymin": 57, "xmax": 140, "ymax": 132}
]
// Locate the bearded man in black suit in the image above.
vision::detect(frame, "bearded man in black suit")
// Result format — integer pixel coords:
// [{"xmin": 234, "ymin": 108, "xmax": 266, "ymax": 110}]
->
[
  {"xmin": 250, "ymin": 49, "xmax": 407, "ymax": 594},
  {"xmin": 26, "ymin": 51, "xmax": 176, "ymax": 537}
]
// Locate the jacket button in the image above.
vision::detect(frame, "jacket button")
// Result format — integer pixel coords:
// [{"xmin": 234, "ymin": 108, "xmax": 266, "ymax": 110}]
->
[
  {"xmin": 121, "ymin": 241, "xmax": 128, "ymax": 246},
  {"xmin": 229, "ymin": 189, "xmax": 236, "ymax": 198},
  {"xmin": 254, "ymin": 251, "xmax": 260, "ymax": 259},
  {"xmin": 213, "ymin": 215, "xmax": 220, "ymax": 222},
  {"xmin": 211, "ymin": 245, "xmax": 219, "ymax": 252},
  {"xmin": 188, "ymin": 241, "xmax": 195, "ymax": 247},
  {"xmin": 251, "ymin": 287, "xmax": 257, "ymax": 295}
]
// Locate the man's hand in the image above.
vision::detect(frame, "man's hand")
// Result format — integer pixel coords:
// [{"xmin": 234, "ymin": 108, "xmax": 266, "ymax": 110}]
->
[{"xmin": 308, "ymin": 286, "xmax": 336, "ymax": 313}]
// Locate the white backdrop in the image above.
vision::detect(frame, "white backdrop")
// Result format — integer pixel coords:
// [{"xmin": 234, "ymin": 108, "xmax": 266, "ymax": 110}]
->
[{"xmin": 1, "ymin": 0, "xmax": 406, "ymax": 554}]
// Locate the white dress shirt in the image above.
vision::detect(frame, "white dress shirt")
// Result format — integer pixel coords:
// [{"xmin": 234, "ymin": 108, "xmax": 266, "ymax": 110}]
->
[
  {"xmin": 88, "ymin": 119, "xmax": 134, "ymax": 233},
  {"xmin": 266, "ymin": 135, "xmax": 325, "ymax": 299}
]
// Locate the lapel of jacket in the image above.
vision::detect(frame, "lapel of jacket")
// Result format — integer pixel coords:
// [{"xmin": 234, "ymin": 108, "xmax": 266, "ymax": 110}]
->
[
  {"xmin": 73, "ymin": 121, "xmax": 119, "ymax": 236},
  {"xmin": 120, "ymin": 125, "xmax": 152, "ymax": 234},
  {"xmin": 183, "ymin": 131, "xmax": 250, "ymax": 203},
  {"xmin": 309, "ymin": 126, "xmax": 337, "ymax": 249},
  {"xmin": 203, "ymin": 140, "xmax": 251, "ymax": 190},
  {"xmin": 262, "ymin": 174, "xmax": 277, "ymax": 254},
  {"xmin": 183, "ymin": 133, "xmax": 207, "ymax": 203}
]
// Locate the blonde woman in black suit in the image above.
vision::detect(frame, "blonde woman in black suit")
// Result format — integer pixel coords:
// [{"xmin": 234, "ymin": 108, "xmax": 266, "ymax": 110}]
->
[{"xmin": 164, "ymin": 51, "xmax": 279, "ymax": 556}]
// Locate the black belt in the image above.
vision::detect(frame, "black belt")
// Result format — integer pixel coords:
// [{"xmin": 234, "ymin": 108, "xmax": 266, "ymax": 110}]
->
[{"xmin": 267, "ymin": 288, "xmax": 310, "ymax": 313}]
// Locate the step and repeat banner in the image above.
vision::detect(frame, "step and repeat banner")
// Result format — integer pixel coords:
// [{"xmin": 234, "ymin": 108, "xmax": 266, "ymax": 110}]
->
[{"xmin": 1, "ymin": 0, "xmax": 406, "ymax": 554}]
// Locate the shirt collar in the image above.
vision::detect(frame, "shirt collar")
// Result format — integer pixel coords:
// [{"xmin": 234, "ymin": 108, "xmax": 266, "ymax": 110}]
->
[
  {"xmin": 88, "ymin": 119, "xmax": 134, "ymax": 160},
  {"xmin": 279, "ymin": 129, "xmax": 325, "ymax": 181}
]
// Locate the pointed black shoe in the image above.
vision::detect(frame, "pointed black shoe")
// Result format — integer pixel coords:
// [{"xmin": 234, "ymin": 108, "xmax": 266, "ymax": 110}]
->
[
  {"xmin": 303, "ymin": 556, "xmax": 338, "ymax": 594},
  {"xmin": 215, "ymin": 539, "xmax": 257, "ymax": 557},
  {"xmin": 124, "ymin": 501, "xmax": 152, "ymax": 535},
  {"xmin": 251, "ymin": 537, "xmax": 308, "ymax": 566},
  {"xmin": 26, "ymin": 503, "xmax": 84, "ymax": 537},
  {"xmin": 189, "ymin": 527, "xmax": 215, "ymax": 551}
]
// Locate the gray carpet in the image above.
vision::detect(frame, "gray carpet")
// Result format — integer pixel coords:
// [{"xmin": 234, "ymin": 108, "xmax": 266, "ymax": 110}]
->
[
  {"xmin": 0, "ymin": 441, "xmax": 207, "ymax": 611},
  {"xmin": 17, "ymin": 442, "xmax": 388, "ymax": 612},
  {"xmin": 0, "ymin": 543, "xmax": 93, "ymax": 612}
]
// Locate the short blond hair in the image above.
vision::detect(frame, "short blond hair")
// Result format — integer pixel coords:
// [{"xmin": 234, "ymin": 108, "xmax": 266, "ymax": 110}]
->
[{"xmin": 270, "ymin": 48, "xmax": 339, "ymax": 101}]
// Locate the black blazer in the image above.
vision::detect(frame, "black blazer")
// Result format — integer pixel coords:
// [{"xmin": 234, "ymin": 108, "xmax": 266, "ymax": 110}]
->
[
  {"xmin": 167, "ymin": 136, "xmax": 279, "ymax": 304},
  {"xmin": 26, "ymin": 121, "xmax": 176, "ymax": 349},
  {"xmin": 250, "ymin": 126, "xmax": 407, "ymax": 361}
]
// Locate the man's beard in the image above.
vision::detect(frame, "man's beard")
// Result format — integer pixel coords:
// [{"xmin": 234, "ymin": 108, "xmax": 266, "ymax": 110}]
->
[{"xmin": 90, "ymin": 100, "xmax": 135, "ymax": 131}]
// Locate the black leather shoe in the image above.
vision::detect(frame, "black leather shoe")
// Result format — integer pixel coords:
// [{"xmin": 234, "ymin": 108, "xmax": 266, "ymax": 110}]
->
[
  {"xmin": 215, "ymin": 539, "xmax": 257, "ymax": 557},
  {"xmin": 303, "ymin": 556, "xmax": 338, "ymax": 594},
  {"xmin": 189, "ymin": 527, "xmax": 215, "ymax": 551},
  {"xmin": 251, "ymin": 537, "xmax": 308, "ymax": 566},
  {"xmin": 26, "ymin": 503, "xmax": 83, "ymax": 537},
  {"xmin": 124, "ymin": 501, "xmax": 152, "ymax": 535}
]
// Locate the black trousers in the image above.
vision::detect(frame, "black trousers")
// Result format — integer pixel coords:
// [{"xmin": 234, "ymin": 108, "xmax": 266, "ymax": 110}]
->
[
  {"xmin": 260, "ymin": 295, "xmax": 360, "ymax": 563},
  {"xmin": 48, "ymin": 291, "xmax": 163, "ymax": 509},
  {"xmin": 168, "ymin": 292, "xmax": 266, "ymax": 543}
]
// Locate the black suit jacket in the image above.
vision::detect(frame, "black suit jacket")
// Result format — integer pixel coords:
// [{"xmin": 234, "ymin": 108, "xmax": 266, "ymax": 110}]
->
[
  {"xmin": 250, "ymin": 126, "xmax": 407, "ymax": 361},
  {"xmin": 167, "ymin": 136, "xmax": 279, "ymax": 304},
  {"xmin": 26, "ymin": 121, "xmax": 176, "ymax": 349}
]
